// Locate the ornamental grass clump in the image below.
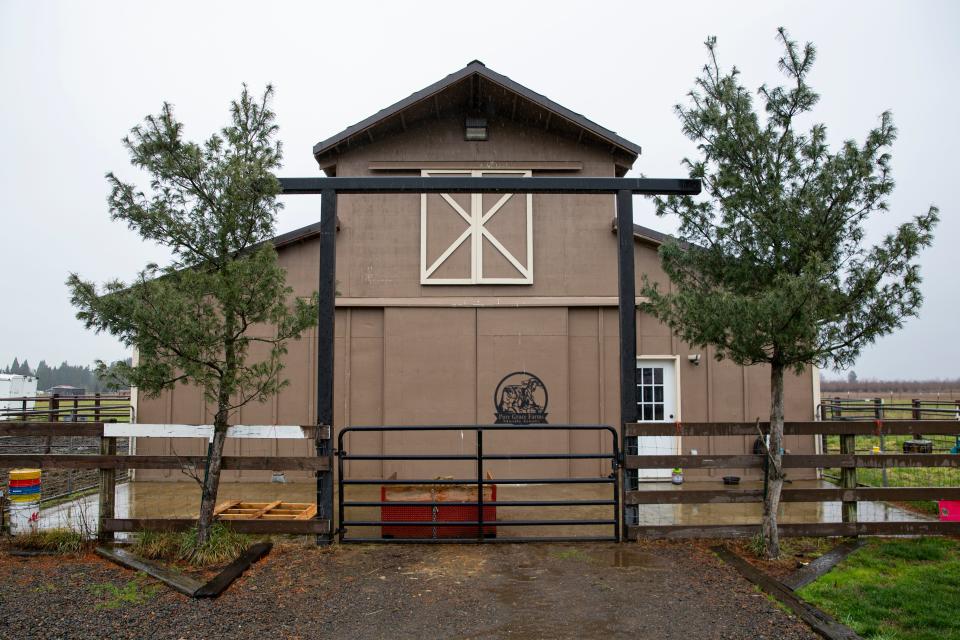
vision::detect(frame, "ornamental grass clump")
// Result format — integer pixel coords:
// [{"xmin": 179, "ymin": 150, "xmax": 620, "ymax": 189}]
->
[
  {"xmin": 132, "ymin": 523, "xmax": 252, "ymax": 566},
  {"xmin": 10, "ymin": 528, "xmax": 90, "ymax": 554}
]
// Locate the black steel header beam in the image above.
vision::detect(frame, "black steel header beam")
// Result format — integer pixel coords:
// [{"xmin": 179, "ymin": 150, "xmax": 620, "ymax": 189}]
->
[{"xmin": 279, "ymin": 176, "xmax": 700, "ymax": 195}]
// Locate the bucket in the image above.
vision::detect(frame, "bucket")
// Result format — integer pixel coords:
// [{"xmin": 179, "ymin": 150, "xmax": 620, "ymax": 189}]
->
[
  {"xmin": 9, "ymin": 501, "xmax": 40, "ymax": 535},
  {"xmin": 8, "ymin": 468, "xmax": 40, "ymax": 535}
]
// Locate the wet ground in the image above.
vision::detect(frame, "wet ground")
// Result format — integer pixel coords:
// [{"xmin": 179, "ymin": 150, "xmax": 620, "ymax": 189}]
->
[
  {"xmin": 40, "ymin": 478, "xmax": 930, "ymax": 540},
  {"xmin": 0, "ymin": 541, "xmax": 818, "ymax": 639}
]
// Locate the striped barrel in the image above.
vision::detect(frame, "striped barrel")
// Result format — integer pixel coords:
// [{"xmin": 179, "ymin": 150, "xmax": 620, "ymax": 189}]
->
[
  {"xmin": 8, "ymin": 469, "xmax": 41, "ymax": 535},
  {"xmin": 8, "ymin": 468, "xmax": 41, "ymax": 503}
]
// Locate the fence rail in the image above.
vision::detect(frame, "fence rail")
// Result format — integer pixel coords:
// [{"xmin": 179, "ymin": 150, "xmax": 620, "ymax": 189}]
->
[
  {"xmin": 4, "ymin": 418, "xmax": 959, "ymax": 542},
  {"xmin": 624, "ymin": 418, "xmax": 960, "ymax": 539},
  {"xmin": 624, "ymin": 420, "xmax": 960, "ymax": 437},
  {"xmin": 0, "ymin": 394, "xmax": 133, "ymax": 422},
  {"xmin": 0, "ymin": 420, "xmax": 333, "ymax": 541}
]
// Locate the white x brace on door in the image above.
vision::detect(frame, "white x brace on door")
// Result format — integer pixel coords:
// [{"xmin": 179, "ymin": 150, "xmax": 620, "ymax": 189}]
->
[{"xmin": 420, "ymin": 169, "xmax": 533, "ymax": 285}]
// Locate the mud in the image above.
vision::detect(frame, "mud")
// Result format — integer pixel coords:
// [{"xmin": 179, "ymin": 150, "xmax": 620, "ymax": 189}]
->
[{"xmin": 0, "ymin": 541, "xmax": 817, "ymax": 639}]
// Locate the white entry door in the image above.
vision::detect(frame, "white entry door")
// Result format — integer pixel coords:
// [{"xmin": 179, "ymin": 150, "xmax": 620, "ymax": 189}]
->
[{"xmin": 635, "ymin": 358, "xmax": 679, "ymax": 480}]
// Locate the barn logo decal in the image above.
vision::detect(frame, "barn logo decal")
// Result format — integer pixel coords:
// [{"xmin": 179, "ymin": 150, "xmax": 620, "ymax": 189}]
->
[{"xmin": 494, "ymin": 372, "xmax": 549, "ymax": 425}]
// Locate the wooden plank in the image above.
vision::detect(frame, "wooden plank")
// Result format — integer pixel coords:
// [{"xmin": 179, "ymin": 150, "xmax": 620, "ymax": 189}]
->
[
  {"xmin": 104, "ymin": 424, "xmax": 314, "ymax": 439},
  {"xmin": 0, "ymin": 454, "xmax": 330, "ymax": 471},
  {"xmin": 627, "ymin": 521, "xmax": 960, "ymax": 539},
  {"xmin": 840, "ymin": 434, "xmax": 858, "ymax": 523},
  {"xmin": 624, "ymin": 420, "xmax": 960, "ymax": 437},
  {"xmin": 296, "ymin": 505, "xmax": 317, "ymax": 520},
  {"xmin": 250, "ymin": 500, "xmax": 282, "ymax": 520},
  {"xmin": 622, "ymin": 453, "xmax": 960, "ymax": 470},
  {"xmin": 103, "ymin": 518, "xmax": 330, "ymax": 535},
  {"xmin": 194, "ymin": 542, "xmax": 272, "ymax": 598},
  {"xmin": 213, "ymin": 500, "xmax": 242, "ymax": 516},
  {"xmin": 712, "ymin": 546, "xmax": 862, "ymax": 640},
  {"xmin": 0, "ymin": 421, "xmax": 104, "ymax": 437},
  {"xmin": 368, "ymin": 160, "xmax": 584, "ymax": 171},
  {"xmin": 782, "ymin": 540, "xmax": 867, "ymax": 591},
  {"xmin": 624, "ymin": 454, "xmax": 764, "ymax": 469},
  {"xmin": 625, "ymin": 487, "xmax": 960, "ymax": 504},
  {"xmin": 95, "ymin": 546, "xmax": 204, "ymax": 597}
]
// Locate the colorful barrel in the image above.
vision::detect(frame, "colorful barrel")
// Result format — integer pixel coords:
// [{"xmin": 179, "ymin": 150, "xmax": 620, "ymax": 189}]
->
[
  {"xmin": 9, "ymin": 469, "xmax": 41, "ymax": 481},
  {"xmin": 8, "ymin": 469, "xmax": 41, "ymax": 535}
]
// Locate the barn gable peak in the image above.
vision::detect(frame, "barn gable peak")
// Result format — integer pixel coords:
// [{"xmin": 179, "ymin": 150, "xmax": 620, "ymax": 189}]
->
[{"xmin": 312, "ymin": 61, "xmax": 641, "ymax": 175}]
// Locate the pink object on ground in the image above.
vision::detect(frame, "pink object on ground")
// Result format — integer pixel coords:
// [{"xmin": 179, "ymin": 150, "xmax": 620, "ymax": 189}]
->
[{"xmin": 939, "ymin": 500, "xmax": 960, "ymax": 521}]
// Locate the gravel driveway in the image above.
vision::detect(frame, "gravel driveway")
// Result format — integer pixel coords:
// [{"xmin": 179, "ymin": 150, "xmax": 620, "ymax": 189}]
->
[{"xmin": 0, "ymin": 541, "xmax": 816, "ymax": 639}]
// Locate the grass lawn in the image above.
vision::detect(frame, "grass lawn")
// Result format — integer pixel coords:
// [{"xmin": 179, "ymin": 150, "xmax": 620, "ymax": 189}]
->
[{"xmin": 797, "ymin": 537, "xmax": 960, "ymax": 640}]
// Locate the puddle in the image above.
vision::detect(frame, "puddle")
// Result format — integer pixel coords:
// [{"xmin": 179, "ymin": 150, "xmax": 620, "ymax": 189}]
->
[{"xmin": 603, "ymin": 547, "xmax": 653, "ymax": 568}]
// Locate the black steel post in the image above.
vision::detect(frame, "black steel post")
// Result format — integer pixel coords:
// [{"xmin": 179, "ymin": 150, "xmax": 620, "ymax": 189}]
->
[
  {"xmin": 316, "ymin": 188, "xmax": 337, "ymax": 545},
  {"xmin": 337, "ymin": 435, "xmax": 346, "ymax": 544},
  {"xmin": 616, "ymin": 190, "xmax": 639, "ymax": 534},
  {"xmin": 477, "ymin": 428, "xmax": 484, "ymax": 542}
]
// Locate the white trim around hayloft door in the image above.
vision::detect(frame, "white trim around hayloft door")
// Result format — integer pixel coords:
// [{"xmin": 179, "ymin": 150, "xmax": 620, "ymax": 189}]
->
[{"xmin": 420, "ymin": 169, "xmax": 533, "ymax": 285}]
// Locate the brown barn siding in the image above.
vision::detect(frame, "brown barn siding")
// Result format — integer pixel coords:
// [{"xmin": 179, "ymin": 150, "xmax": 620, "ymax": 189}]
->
[{"xmin": 133, "ymin": 100, "xmax": 817, "ymax": 481}]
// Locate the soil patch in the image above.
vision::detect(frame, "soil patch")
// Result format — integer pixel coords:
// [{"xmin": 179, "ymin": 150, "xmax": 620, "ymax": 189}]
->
[
  {"xmin": 0, "ymin": 540, "xmax": 818, "ymax": 639},
  {"xmin": 719, "ymin": 536, "xmax": 847, "ymax": 580}
]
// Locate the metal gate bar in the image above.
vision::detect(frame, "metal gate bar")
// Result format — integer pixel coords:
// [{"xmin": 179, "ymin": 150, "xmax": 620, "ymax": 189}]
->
[{"xmin": 337, "ymin": 424, "xmax": 619, "ymax": 543}]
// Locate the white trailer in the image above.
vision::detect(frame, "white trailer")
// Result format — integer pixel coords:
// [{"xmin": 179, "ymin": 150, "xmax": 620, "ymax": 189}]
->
[{"xmin": 0, "ymin": 373, "xmax": 39, "ymax": 418}]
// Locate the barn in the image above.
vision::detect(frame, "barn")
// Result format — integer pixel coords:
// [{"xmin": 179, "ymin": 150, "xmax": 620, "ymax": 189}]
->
[{"xmin": 132, "ymin": 61, "xmax": 820, "ymax": 494}]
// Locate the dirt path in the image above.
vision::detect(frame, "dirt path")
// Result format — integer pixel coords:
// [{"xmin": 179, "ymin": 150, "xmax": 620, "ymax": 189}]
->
[{"xmin": 0, "ymin": 542, "xmax": 816, "ymax": 639}]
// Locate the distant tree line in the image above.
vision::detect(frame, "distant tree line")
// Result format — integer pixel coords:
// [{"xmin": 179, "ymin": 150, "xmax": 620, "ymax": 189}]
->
[
  {"xmin": 821, "ymin": 376, "xmax": 960, "ymax": 394},
  {"xmin": 2, "ymin": 357, "xmax": 132, "ymax": 393}
]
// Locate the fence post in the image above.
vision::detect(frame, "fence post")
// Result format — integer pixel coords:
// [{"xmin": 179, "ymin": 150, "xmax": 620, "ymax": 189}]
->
[
  {"xmin": 840, "ymin": 430, "xmax": 857, "ymax": 525},
  {"xmin": 911, "ymin": 398, "xmax": 922, "ymax": 441},
  {"xmin": 97, "ymin": 429, "xmax": 116, "ymax": 543},
  {"xmin": 818, "ymin": 402, "xmax": 828, "ymax": 455},
  {"xmin": 315, "ymin": 188, "xmax": 337, "ymax": 546},
  {"xmin": 46, "ymin": 393, "xmax": 59, "ymax": 454},
  {"xmin": 875, "ymin": 397, "xmax": 887, "ymax": 487}
]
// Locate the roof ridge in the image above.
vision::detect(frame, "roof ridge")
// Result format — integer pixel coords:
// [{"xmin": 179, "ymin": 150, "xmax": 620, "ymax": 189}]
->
[{"xmin": 312, "ymin": 61, "xmax": 641, "ymax": 161}]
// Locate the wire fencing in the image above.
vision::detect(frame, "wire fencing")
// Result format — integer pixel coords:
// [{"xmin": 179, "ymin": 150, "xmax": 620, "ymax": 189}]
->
[{"xmin": 821, "ymin": 397, "xmax": 960, "ymax": 514}]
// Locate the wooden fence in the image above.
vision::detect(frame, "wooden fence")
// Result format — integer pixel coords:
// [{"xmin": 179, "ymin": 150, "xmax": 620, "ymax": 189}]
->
[
  {"xmin": 3, "ymin": 419, "xmax": 959, "ymax": 542},
  {"xmin": 0, "ymin": 421, "xmax": 332, "ymax": 539},
  {"xmin": 622, "ymin": 420, "xmax": 960, "ymax": 539}
]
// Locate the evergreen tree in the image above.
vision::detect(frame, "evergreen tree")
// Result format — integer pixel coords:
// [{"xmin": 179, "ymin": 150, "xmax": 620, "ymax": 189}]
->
[
  {"xmin": 68, "ymin": 85, "xmax": 316, "ymax": 548},
  {"xmin": 641, "ymin": 30, "xmax": 938, "ymax": 558}
]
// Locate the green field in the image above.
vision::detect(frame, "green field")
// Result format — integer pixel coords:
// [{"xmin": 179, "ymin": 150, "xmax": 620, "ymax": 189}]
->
[
  {"xmin": 798, "ymin": 537, "xmax": 960, "ymax": 640},
  {"xmin": 821, "ymin": 395, "xmax": 959, "ymax": 515}
]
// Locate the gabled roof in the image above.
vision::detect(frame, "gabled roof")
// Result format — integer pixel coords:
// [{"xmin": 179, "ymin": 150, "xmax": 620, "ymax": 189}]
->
[{"xmin": 313, "ymin": 60, "xmax": 642, "ymax": 167}]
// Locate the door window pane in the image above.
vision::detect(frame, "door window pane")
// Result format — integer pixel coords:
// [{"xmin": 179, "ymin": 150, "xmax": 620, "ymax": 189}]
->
[{"xmin": 636, "ymin": 365, "xmax": 668, "ymax": 422}]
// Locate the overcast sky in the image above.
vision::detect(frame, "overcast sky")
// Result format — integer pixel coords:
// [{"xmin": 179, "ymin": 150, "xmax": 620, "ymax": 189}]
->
[{"xmin": 1, "ymin": 0, "xmax": 956, "ymax": 380}]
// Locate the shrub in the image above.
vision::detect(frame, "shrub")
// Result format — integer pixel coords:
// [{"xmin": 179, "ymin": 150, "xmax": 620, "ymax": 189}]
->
[
  {"xmin": 11, "ymin": 528, "xmax": 90, "ymax": 553},
  {"xmin": 131, "ymin": 523, "xmax": 252, "ymax": 566}
]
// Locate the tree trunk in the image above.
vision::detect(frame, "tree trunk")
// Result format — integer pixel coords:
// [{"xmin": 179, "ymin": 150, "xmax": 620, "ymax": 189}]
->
[
  {"xmin": 761, "ymin": 361, "xmax": 785, "ymax": 559},
  {"xmin": 196, "ymin": 405, "xmax": 229, "ymax": 546},
  {"xmin": 196, "ymin": 310, "xmax": 237, "ymax": 548}
]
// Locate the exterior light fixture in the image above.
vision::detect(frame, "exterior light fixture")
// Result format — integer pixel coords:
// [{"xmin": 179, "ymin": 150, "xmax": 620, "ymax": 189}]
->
[
  {"xmin": 465, "ymin": 117, "xmax": 488, "ymax": 141},
  {"xmin": 687, "ymin": 354, "xmax": 701, "ymax": 366}
]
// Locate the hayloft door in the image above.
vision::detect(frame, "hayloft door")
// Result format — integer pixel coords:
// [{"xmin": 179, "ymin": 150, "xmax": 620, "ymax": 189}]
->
[{"xmin": 634, "ymin": 358, "xmax": 679, "ymax": 480}]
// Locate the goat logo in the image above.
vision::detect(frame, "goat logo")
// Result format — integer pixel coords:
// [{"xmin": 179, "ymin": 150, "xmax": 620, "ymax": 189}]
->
[{"xmin": 494, "ymin": 372, "xmax": 548, "ymax": 424}]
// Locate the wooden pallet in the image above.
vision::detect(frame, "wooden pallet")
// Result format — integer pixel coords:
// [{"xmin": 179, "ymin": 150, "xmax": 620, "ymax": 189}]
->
[{"xmin": 213, "ymin": 500, "xmax": 317, "ymax": 521}]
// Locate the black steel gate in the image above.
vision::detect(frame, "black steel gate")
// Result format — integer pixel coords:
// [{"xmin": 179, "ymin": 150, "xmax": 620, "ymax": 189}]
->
[{"xmin": 337, "ymin": 424, "xmax": 619, "ymax": 543}]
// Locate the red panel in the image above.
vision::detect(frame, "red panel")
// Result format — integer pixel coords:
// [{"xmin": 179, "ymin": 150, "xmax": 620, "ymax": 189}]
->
[
  {"xmin": 940, "ymin": 500, "xmax": 960, "ymax": 522},
  {"xmin": 381, "ymin": 485, "xmax": 497, "ymax": 538},
  {"xmin": 8, "ymin": 479, "xmax": 42, "ymax": 488}
]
